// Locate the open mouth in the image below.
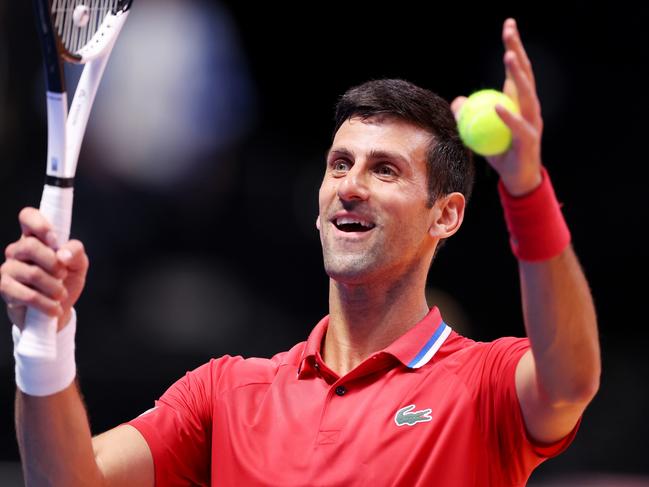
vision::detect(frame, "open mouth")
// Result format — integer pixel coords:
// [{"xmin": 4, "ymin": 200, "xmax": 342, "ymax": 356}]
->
[{"xmin": 333, "ymin": 217, "xmax": 376, "ymax": 233}]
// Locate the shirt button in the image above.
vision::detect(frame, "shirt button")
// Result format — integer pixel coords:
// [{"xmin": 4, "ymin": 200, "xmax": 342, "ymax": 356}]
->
[
  {"xmin": 314, "ymin": 362, "xmax": 320, "ymax": 369},
  {"xmin": 335, "ymin": 385, "xmax": 347, "ymax": 396}
]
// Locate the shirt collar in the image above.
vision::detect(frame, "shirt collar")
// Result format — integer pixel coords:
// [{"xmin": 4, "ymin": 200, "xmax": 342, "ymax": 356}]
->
[
  {"xmin": 296, "ymin": 316, "xmax": 329, "ymax": 378},
  {"xmin": 384, "ymin": 307, "xmax": 452, "ymax": 369},
  {"xmin": 296, "ymin": 307, "xmax": 452, "ymax": 378}
]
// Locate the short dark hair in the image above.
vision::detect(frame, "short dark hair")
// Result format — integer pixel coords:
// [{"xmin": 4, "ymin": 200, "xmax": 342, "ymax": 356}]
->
[{"xmin": 333, "ymin": 79, "xmax": 474, "ymax": 207}]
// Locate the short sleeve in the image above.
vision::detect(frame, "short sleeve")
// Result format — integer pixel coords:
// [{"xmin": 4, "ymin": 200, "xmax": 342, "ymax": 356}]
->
[
  {"xmin": 478, "ymin": 337, "xmax": 580, "ymax": 485},
  {"xmin": 127, "ymin": 360, "xmax": 215, "ymax": 487}
]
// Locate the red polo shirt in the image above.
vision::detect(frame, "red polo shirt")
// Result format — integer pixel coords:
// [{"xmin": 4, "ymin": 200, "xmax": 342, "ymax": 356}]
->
[{"xmin": 128, "ymin": 307, "xmax": 578, "ymax": 486}]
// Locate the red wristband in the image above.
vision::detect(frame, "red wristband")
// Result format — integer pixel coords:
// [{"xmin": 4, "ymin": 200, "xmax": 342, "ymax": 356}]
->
[{"xmin": 498, "ymin": 167, "xmax": 571, "ymax": 262}]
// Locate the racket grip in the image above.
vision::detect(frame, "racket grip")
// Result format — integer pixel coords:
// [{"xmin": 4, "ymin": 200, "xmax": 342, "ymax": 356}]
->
[{"xmin": 16, "ymin": 185, "xmax": 74, "ymax": 360}]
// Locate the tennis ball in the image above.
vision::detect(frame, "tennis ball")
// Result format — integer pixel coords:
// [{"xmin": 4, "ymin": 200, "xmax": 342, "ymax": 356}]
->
[
  {"xmin": 73, "ymin": 5, "xmax": 90, "ymax": 28},
  {"xmin": 457, "ymin": 89, "xmax": 519, "ymax": 156}
]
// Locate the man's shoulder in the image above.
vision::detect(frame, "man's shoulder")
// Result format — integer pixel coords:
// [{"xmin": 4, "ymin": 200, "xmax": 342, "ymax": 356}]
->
[
  {"xmin": 436, "ymin": 331, "xmax": 530, "ymax": 368},
  {"xmin": 196, "ymin": 340, "xmax": 307, "ymax": 391}
]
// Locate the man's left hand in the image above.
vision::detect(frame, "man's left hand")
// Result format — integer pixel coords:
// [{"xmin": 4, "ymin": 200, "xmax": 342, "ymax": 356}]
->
[{"xmin": 451, "ymin": 18, "xmax": 544, "ymax": 197}]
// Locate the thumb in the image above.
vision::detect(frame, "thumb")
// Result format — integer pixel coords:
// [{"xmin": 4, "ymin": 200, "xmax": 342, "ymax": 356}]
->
[
  {"xmin": 56, "ymin": 240, "xmax": 88, "ymax": 273},
  {"xmin": 450, "ymin": 96, "xmax": 468, "ymax": 120}
]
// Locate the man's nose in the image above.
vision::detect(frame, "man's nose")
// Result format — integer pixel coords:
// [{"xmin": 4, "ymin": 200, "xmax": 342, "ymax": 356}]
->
[{"xmin": 337, "ymin": 166, "xmax": 370, "ymax": 202}]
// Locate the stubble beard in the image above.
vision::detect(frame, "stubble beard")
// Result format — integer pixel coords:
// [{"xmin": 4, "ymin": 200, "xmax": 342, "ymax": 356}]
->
[
  {"xmin": 320, "ymin": 222, "xmax": 431, "ymax": 288},
  {"xmin": 321, "ymin": 232, "xmax": 386, "ymax": 285}
]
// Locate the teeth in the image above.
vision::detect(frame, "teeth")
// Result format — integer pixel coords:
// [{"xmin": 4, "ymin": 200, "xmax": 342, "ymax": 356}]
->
[{"xmin": 336, "ymin": 217, "xmax": 374, "ymax": 228}]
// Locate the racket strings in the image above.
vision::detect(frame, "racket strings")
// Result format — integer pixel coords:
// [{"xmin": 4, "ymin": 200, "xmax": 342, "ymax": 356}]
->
[{"xmin": 51, "ymin": 0, "xmax": 119, "ymax": 56}]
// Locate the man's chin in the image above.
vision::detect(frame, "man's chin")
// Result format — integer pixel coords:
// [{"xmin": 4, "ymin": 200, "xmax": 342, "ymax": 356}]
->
[{"xmin": 323, "ymin": 259, "xmax": 379, "ymax": 285}]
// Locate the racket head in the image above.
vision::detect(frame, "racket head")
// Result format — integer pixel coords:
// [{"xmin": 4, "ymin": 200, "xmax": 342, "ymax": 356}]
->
[
  {"xmin": 35, "ymin": 0, "xmax": 133, "ymax": 70},
  {"xmin": 33, "ymin": 0, "xmax": 65, "ymax": 93},
  {"xmin": 57, "ymin": 0, "xmax": 133, "ymax": 63}
]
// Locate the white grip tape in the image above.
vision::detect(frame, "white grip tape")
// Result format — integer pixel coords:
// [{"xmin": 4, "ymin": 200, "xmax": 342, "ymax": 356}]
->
[
  {"xmin": 15, "ymin": 185, "xmax": 74, "ymax": 360},
  {"xmin": 39, "ymin": 185, "xmax": 74, "ymax": 246},
  {"xmin": 13, "ymin": 310, "xmax": 77, "ymax": 397}
]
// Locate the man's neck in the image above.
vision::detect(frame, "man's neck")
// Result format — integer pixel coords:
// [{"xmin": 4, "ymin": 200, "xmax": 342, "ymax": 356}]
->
[{"xmin": 323, "ymin": 274, "xmax": 430, "ymax": 377}]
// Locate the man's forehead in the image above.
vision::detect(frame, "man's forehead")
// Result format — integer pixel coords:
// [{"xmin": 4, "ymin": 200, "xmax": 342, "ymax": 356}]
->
[
  {"xmin": 344, "ymin": 113, "xmax": 433, "ymax": 130},
  {"xmin": 329, "ymin": 117, "xmax": 433, "ymax": 162},
  {"xmin": 334, "ymin": 116, "xmax": 433, "ymax": 140}
]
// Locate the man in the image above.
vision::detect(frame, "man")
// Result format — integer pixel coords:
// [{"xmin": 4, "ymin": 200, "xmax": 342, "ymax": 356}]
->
[{"xmin": 1, "ymin": 18, "xmax": 599, "ymax": 486}]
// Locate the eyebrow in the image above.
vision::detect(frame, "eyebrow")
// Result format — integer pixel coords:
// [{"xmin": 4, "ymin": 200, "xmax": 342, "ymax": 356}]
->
[{"xmin": 326, "ymin": 147, "xmax": 410, "ymax": 166}]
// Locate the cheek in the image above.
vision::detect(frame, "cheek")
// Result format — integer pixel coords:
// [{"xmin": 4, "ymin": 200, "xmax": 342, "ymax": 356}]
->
[
  {"xmin": 388, "ymin": 198, "xmax": 433, "ymax": 233},
  {"xmin": 317, "ymin": 190, "xmax": 324, "ymax": 215},
  {"xmin": 318, "ymin": 180, "xmax": 334, "ymax": 210}
]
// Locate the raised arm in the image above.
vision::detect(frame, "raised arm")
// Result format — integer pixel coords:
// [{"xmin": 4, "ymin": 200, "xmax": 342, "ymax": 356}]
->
[
  {"xmin": 452, "ymin": 18, "xmax": 600, "ymax": 443},
  {"xmin": 1, "ymin": 208, "xmax": 153, "ymax": 486}
]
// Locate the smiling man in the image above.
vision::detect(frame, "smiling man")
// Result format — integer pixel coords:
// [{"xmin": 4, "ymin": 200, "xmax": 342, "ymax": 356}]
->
[
  {"xmin": 2, "ymin": 18, "xmax": 599, "ymax": 486},
  {"xmin": 316, "ymin": 104, "xmax": 467, "ymax": 378}
]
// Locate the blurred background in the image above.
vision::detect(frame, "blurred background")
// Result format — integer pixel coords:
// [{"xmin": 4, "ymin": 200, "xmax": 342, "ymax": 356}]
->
[{"xmin": 1, "ymin": 0, "xmax": 648, "ymax": 485}]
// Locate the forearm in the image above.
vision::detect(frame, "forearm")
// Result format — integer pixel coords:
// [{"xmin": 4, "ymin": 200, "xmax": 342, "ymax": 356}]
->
[
  {"xmin": 16, "ymin": 382, "xmax": 106, "ymax": 487},
  {"xmin": 519, "ymin": 245, "xmax": 600, "ymax": 404},
  {"xmin": 2, "ymin": 211, "xmax": 124, "ymax": 485}
]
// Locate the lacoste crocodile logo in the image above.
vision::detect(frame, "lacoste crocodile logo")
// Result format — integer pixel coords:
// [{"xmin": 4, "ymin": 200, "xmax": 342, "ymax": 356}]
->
[{"xmin": 394, "ymin": 404, "xmax": 433, "ymax": 427}]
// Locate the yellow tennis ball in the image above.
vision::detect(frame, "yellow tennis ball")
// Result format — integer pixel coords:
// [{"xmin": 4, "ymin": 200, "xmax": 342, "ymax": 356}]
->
[{"xmin": 457, "ymin": 89, "xmax": 519, "ymax": 156}]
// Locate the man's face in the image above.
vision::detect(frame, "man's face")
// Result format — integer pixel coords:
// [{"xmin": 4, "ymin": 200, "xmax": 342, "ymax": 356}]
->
[{"xmin": 318, "ymin": 116, "xmax": 437, "ymax": 285}]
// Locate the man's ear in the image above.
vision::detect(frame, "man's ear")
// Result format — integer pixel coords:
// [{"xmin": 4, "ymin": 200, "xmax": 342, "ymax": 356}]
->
[
  {"xmin": 316, "ymin": 215, "xmax": 321, "ymax": 231},
  {"xmin": 428, "ymin": 192, "xmax": 465, "ymax": 239}
]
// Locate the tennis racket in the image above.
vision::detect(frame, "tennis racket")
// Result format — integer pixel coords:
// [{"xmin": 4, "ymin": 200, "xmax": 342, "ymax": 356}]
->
[{"xmin": 17, "ymin": 0, "xmax": 133, "ymax": 360}]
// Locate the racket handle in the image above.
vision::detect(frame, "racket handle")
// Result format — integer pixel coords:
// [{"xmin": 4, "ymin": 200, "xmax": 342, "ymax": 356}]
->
[{"xmin": 16, "ymin": 185, "xmax": 74, "ymax": 360}]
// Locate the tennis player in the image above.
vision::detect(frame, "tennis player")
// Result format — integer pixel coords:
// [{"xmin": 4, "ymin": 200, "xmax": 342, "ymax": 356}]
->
[{"xmin": 1, "ymin": 18, "xmax": 599, "ymax": 486}]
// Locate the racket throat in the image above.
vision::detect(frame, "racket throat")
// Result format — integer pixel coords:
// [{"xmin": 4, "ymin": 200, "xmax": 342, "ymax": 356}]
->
[{"xmin": 45, "ymin": 90, "xmax": 69, "ymax": 177}]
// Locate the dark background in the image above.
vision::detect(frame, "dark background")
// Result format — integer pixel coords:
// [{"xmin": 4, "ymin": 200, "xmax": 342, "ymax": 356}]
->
[{"xmin": 1, "ymin": 0, "xmax": 648, "ymax": 483}]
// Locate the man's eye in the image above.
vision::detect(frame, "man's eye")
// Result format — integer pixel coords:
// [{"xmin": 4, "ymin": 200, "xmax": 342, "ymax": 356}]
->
[
  {"xmin": 376, "ymin": 165, "xmax": 396, "ymax": 177},
  {"xmin": 332, "ymin": 160, "xmax": 350, "ymax": 172}
]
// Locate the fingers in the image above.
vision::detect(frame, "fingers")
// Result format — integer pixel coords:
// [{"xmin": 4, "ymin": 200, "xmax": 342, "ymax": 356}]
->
[
  {"xmin": 502, "ymin": 18, "xmax": 535, "ymax": 91},
  {"xmin": 0, "ymin": 248, "xmax": 68, "ymax": 324},
  {"xmin": 0, "ymin": 273, "xmax": 63, "ymax": 318},
  {"xmin": 0, "ymin": 259, "xmax": 67, "ymax": 301},
  {"xmin": 18, "ymin": 207, "xmax": 58, "ymax": 248},
  {"xmin": 504, "ymin": 51, "xmax": 542, "ymax": 128},
  {"xmin": 2, "ymin": 209, "xmax": 88, "ymax": 329},
  {"xmin": 56, "ymin": 240, "xmax": 89, "ymax": 324},
  {"xmin": 57, "ymin": 240, "xmax": 88, "ymax": 273},
  {"xmin": 502, "ymin": 19, "xmax": 542, "ymax": 130},
  {"xmin": 5, "ymin": 236, "xmax": 63, "ymax": 277},
  {"xmin": 495, "ymin": 104, "xmax": 537, "ymax": 146}
]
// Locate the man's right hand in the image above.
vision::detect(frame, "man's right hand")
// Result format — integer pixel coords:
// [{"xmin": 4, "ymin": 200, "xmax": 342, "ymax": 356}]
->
[
  {"xmin": 3, "ymin": 208, "xmax": 153, "ymax": 486},
  {"xmin": 0, "ymin": 207, "xmax": 89, "ymax": 331}
]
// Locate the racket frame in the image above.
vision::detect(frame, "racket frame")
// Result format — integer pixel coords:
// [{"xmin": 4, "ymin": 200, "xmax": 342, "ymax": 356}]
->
[{"xmin": 16, "ymin": 0, "xmax": 131, "ymax": 359}]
